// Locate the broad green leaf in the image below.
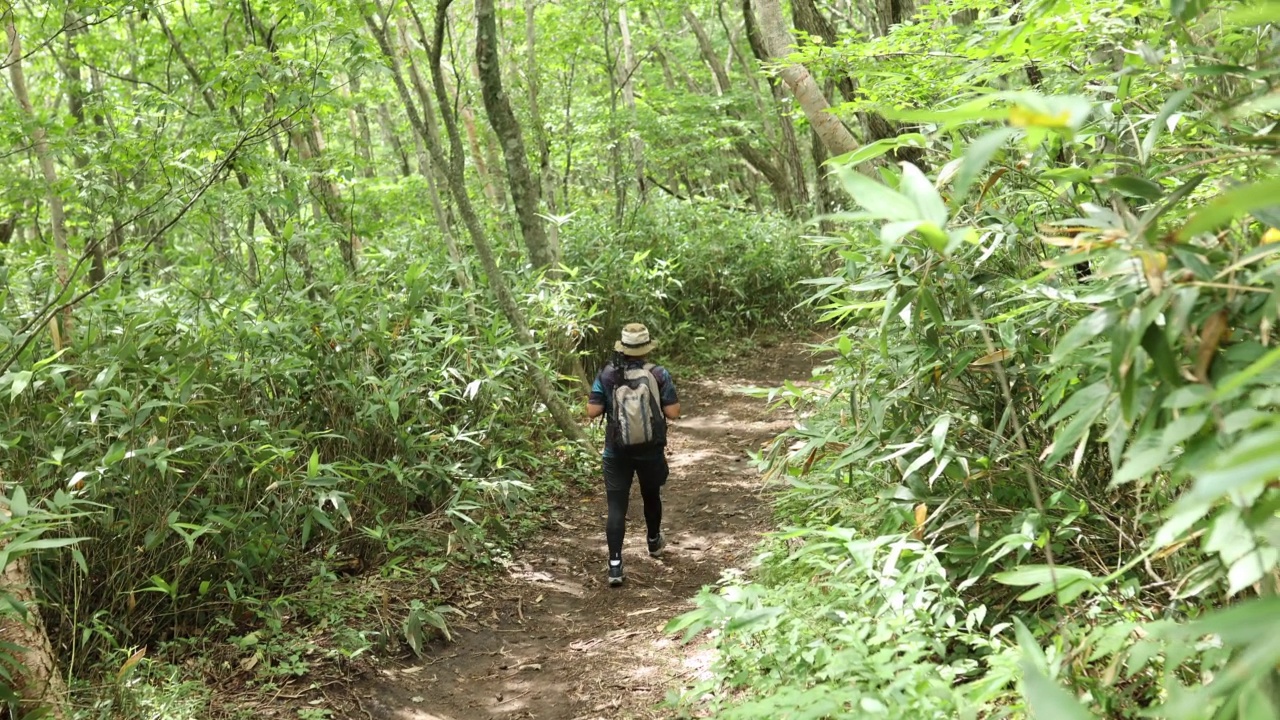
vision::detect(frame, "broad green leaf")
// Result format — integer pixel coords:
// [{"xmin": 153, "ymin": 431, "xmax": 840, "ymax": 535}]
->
[
  {"xmin": 1141, "ymin": 88, "xmax": 1192, "ymax": 162},
  {"xmin": 1051, "ymin": 309, "xmax": 1118, "ymax": 364},
  {"xmin": 827, "ymin": 133, "xmax": 927, "ymax": 168},
  {"xmin": 834, "ymin": 168, "xmax": 919, "ymax": 221},
  {"xmin": 8, "ymin": 486, "xmax": 27, "ymax": 517},
  {"xmin": 8, "ymin": 371, "xmax": 33, "ymax": 400},
  {"xmin": 1179, "ymin": 178, "xmax": 1280, "ymax": 240},
  {"xmin": 1104, "ymin": 176, "xmax": 1164, "ymax": 202},
  {"xmin": 724, "ymin": 607, "xmax": 783, "ymax": 632},
  {"xmin": 1181, "ymin": 427, "xmax": 1280, "ymax": 506},
  {"xmin": 994, "ymin": 565, "xmax": 1093, "ymax": 587},
  {"xmin": 932, "ymin": 415, "xmax": 951, "ymax": 456},
  {"xmin": 900, "ymin": 163, "xmax": 948, "ymax": 225},
  {"xmin": 1214, "ymin": 343, "xmax": 1280, "ymax": 401},
  {"xmin": 1226, "ymin": 1, "xmax": 1280, "ymax": 26},
  {"xmin": 955, "ymin": 128, "xmax": 1017, "ymax": 201},
  {"xmin": 1021, "ymin": 660, "xmax": 1095, "ymax": 720}
]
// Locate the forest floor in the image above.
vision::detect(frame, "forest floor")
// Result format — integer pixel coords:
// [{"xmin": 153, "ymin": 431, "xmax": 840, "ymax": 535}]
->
[{"xmin": 348, "ymin": 340, "xmax": 819, "ymax": 720}]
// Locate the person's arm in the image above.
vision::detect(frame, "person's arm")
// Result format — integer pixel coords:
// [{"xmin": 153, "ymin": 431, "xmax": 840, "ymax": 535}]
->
[
  {"xmin": 587, "ymin": 375, "xmax": 607, "ymax": 419},
  {"xmin": 657, "ymin": 366, "xmax": 681, "ymax": 420}
]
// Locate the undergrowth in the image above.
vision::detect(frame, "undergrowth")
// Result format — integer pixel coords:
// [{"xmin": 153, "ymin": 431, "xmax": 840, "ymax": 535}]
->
[
  {"xmin": 1, "ymin": 197, "xmax": 813, "ymax": 716},
  {"xmin": 666, "ymin": 2, "xmax": 1280, "ymax": 719}
]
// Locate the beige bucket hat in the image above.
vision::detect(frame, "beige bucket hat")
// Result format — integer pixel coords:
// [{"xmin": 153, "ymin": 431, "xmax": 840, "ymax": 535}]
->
[{"xmin": 615, "ymin": 323, "xmax": 658, "ymax": 356}]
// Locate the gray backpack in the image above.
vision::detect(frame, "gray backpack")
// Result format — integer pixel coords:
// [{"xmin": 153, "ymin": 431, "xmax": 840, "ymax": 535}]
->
[{"xmin": 611, "ymin": 363, "xmax": 665, "ymax": 449}]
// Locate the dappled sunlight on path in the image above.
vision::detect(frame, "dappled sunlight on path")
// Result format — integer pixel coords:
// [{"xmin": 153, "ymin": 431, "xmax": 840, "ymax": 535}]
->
[{"xmin": 356, "ymin": 342, "xmax": 818, "ymax": 719}]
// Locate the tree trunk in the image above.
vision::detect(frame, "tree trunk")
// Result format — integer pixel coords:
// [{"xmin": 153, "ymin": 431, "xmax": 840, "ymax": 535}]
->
[
  {"xmin": 242, "ymin": 8, "xmax": 358, "ymax": 273},
  {"xmin": 749, "ymin": 0, "xmax": 858, "ymax": 157},
  {"xmin": 345, "ymin": 75, "xmax": 377, "ymax": 179},
  {"xmin": 367, "ymin": 1, "xmax": 585, "ymax": 444},
  {"xmin": 617, "ymin": 6, "xmax": 646, "ymax": 199},
  {"xmin": 7, "ymin": 16, "xmax": 74, "ymax": 343},
  {"xmin": 524, "ymin": 0, "xmax": 563, "ymax": 276},
  {"xmin": 685, "ymin": 10, "xmax": 731, "ymax": 94},
  {"xmin": 0, "ymin": 552, "xmax": 69, "ymax": 720},
  {"xmin": 600, "ymin": 0, "xmax": 627, "ymax": 225},
  {"xmin": 687, "ymin": 9, "xmax": 797, "ymax": 214},
  {"xmin": 61, "ymin": 10, "xmax": 108, "ymax": 282},
  {"xmin": 376, "ymin": 102, "xmax": 413, "ymax": 176},
  {"xmin": 366, "ymin": 6, "xmax": 472, "ymax": 298},
  {"xmin": 475, "ymin": 0, "xmax": 556, "ymax": 270}
]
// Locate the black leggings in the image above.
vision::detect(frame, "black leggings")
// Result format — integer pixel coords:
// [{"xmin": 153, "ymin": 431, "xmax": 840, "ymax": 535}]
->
[{"xmin": 603, "ymin": 454, "xmax": 668, "ymax": 561}]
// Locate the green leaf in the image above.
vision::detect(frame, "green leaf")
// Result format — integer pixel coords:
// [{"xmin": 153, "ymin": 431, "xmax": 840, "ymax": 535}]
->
[
  {"xmin": 1226, "ymin": 2, "xmax": 1280, "ymax": 26},
  {"xmin": 899, "ymin": 163, "xmax": 948, "ymax": 225},
  {"xmin": 1104, "ymin": 176, "xmax": 1164, "ymax": 202},
  {"xmin": 1179, "ymin": 427, "xmax": 1280, "ymax": 507},
  {"xmin": 308, "ymin": 448, "xmax": 320, "ymax": 479},
  {"xmin": 1021, "ymin": 660, "xmax": 1095, "ymax": 720},
  {"xmin": 724, "ymin": 607, "xmax": 783, "ymax": 632},
  {"xmin": 955, "ymin": 128, "xmax": 1017, "ymax": 201},
  {"xmin": 931, "ymin": 415, "xmax": 951, "ymax": 456},
  {"xmin": 8, "ymin": 371, "xmax": 33, "ymax": 400},
  {"xmin": 1141, "ymin": 88, "xmax": 1192, "ymax": 162},
  {"xmin": 8, "ymin": 486, "xmax": 27, "ymax": 517},
  {"xmin": 994, "ymin": 564, "xmax": 1093, "ymax": 587},
  {"xmin": 1214, "ymin": 343, "xmax": 1280, "ymax": 401},
  {"xmin": 1179, "ymin": 177, "xmax": 1280, "ymax": 240},
  {"xmin": 834, "ymin": 167, "xmax": 919, "ymax": 222},
  {"xmin": 103, "ymin": 441, "xmax": 127, "ymax": 466},
  {"xmin": 1051, "ymin": 309, "xmax": 1118, "ymax": 364},
  {"xmin": 827, "ymin": 133, "xmax": 927, "ymax": 168}
]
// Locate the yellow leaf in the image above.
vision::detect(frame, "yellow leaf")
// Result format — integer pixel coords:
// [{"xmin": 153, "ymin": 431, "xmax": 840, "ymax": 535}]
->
[
  {"xmin": 116, "ymin": 647, "xmax": 147, "ymax": 683},
  {"xmin": 1009, "ymin": 105, "xmax": 1071, "ymax": 129},
  {"xmin": 1263, "ymin": 227, "xmax": 1280, "ymax": 244},
  {"xmin": 970, "ymin": 348, "xmax": 1013, "ymax": 367},
  {"xmin": 1139, "ymin": 251, "xmax": 1168, "ymax": 294},
  {"xmin": 912, "ymin": 503, "xmax": 928, "ymax": 540}
]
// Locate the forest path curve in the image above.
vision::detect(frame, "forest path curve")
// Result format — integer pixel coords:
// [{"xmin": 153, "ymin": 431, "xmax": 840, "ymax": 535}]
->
[{"xmin": 357, "ymin": 341, "xmax": 817, "ymax": 720}]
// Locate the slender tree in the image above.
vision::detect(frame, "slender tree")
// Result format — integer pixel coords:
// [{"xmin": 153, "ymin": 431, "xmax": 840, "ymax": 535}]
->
[
  {"xmin": 749, "ymin": 0, "xmax": 858, "ymax": 156},
  {"xmin": 7, "ymin": 14, "xmax": 74, "ymax": 343},
  {"xmin": 365, "ymin": 1, "xmax": 586, "ymax": 444}
]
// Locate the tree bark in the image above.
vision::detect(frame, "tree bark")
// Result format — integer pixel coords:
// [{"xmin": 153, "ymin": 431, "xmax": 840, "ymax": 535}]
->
[
  {"xmin": 617, "ymin": 7, "xmax": 646, "ymax": 200},
  {"xmin": 367, "ymin": 1, "xmax": 586, "ymax": 444},
  {"xmin": 7, "ymin": 16, "xmax": 74, "ymax": 343},
  {"xmin": 373, "ymin": 8, "xmax": 472, "ymax": 296},
  {"xmin": 687, "ymin": 9, "xmax": 797, "ymax": 215},
  {"xmin": 376, "ymin": 102, "xmax": 413, "ymax": 176},
  {"xmin": 792, "ymin": 0, "xmax": 923, "ymax": 166},
  {"xmin": 524, "ymin": 0, "xmax": 563, "ymax": 273},
  {"xmin": 345, "ymin": 75, "xmax": 377, "ymax": 179},
  {"xmin": 0, "ymin": 552, "xmax": 69, "ymax": 720},
  {"xmin": 749, "ymin": 0, "xmax": 858, "ymax": 157},
  {"xmin": 475, "ymin": 0, "xmax": 556, "ymax": 270}
]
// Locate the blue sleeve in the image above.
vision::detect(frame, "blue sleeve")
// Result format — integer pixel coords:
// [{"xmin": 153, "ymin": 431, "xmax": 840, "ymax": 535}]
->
[
  {"xmin": 589, "ymin": 376, "xmax": 607, "ymax": 407},
  {"xmin": 654, "ymin": 367, "xmax": 678, "ymax": 406}
]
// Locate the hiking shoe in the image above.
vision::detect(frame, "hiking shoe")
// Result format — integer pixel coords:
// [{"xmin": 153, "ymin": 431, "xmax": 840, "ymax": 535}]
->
[
  {"xmin": 648, "ymin": 534, "xmax": 666, "ymax": 558},
  {"xmin": 608, "ymin": 562, "xmax": 625, "ymax": 586}
]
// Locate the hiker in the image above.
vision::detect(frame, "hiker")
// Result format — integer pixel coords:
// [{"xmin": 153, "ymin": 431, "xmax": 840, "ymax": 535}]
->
[{"xmin": 586, "ymin": 323, "xmax": 681, "ymax": 586}]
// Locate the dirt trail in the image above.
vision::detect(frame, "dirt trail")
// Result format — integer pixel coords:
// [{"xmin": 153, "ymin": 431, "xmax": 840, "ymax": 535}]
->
[{"xmin": 357, "ymin": 342, "xmax": 816, "ymax": 720}]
